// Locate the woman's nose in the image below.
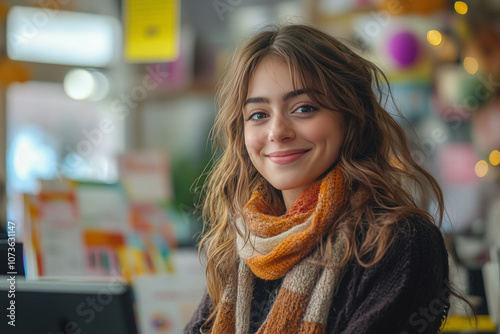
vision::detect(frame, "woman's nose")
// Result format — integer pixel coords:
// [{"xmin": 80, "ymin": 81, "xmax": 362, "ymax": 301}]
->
[{"xmin": 267, "ymin": 116, "xmax": 294, "ymax": 142}]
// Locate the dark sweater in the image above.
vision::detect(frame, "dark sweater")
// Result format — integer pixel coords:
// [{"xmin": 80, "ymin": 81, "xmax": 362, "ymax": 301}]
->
[{"xmin": 184, "ymin": 218, "xmax": 450, "ymax": 333}]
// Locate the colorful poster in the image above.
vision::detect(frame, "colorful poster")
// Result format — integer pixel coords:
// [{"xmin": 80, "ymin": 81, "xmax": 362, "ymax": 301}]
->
[
  {"xmin": 24, "ymin": 185, "xmax": 86, "ymax": 277},
  {"xmin": 133, "ymin": 249, "xmax": 205, "ymax": 334}
]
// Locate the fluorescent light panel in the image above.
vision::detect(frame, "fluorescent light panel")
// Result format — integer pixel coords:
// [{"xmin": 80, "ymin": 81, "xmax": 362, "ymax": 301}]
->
[{"xmin": 7, "ymin": 6, "xmax": 121, "ymax": 67}]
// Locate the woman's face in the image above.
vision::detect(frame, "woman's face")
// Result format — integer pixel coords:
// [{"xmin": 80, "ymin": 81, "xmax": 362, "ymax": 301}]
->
[{"xmin": 243, "ymin": 56, "xmax": 345, "ymax": 209}]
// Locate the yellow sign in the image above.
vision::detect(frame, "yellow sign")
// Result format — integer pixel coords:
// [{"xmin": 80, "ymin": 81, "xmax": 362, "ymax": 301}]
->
[
  {"xmin": 442, "ymin": 315, "xmax": 496, "ymax": 332},
  {"xmin": 124, "ymin": 0, "xmax": 179, "ymax": 62}
]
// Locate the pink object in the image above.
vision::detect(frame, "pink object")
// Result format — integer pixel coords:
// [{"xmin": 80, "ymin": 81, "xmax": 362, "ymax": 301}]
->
[
  {"xmin": 473, "ymin": 98, "xmax": 500, "ymax": 150},
  {"xmin": 438, "ymin": 143, "xmax": 479, "ymax": 186},
  {"xmin": 388, "ymin": 31, "xmax": 420, "ymax": 68}
]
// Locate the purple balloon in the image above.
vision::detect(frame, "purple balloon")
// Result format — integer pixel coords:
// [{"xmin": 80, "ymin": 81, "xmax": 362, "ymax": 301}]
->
[{"xmin": 388, "ymin": 31, "xmax": 420, "ymax": 68}]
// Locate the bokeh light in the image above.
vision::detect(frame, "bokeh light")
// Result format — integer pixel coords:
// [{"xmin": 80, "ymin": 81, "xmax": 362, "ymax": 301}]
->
[
  {"xmin": 427, "ymin": 30, "xmax": 442, "ymax": 46},
  {"xmin": 463, "ymin": 56, "xmax": 479, "ymax": 74},
  {"xmin": 454, "ymin": 1, "xmax": 468, "ymax": 15},
  {"xmin": 489, "ymin": 150, "xmax": 500, "ymax": 166},
  {"xmin": 63, "ymin": 68, "xmax": 110, "ymax": 101},
  {"xmin": 475, "ymin": 160, "xmax": 488, "ymax": 177}
]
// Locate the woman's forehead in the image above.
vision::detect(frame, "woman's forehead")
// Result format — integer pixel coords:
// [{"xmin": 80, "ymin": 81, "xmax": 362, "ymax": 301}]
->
[{"xmin": 246, "ymin": 56, "xmax": 318, "ymax": 95}]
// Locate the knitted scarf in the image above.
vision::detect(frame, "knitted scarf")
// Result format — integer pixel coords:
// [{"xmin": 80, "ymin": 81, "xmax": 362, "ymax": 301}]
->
[{"xmin": 212, "ymin": 164, "xmax": 347, "ymax": 334}]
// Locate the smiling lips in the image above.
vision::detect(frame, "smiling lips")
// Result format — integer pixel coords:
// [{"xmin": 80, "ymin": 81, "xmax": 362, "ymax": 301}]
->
[{"xmin": 266, "ymin": 149, "xmax": 310, "ymax": 164}]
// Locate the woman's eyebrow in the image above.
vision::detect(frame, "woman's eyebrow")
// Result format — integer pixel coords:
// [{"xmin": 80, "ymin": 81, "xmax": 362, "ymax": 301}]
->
[
  {"xmin": 243, "ymin": 96, "xmax": 270, "ymax": 106},
  {"xmin": 282, "ymin": 89, "xmax": 309, "ymax": 102},
  {"xmin": 243, "ymin": 89, "xmax": 313, "ymax": 107}
]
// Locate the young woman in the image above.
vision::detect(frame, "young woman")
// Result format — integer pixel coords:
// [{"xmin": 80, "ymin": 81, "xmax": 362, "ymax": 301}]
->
[{"xmin": 185, "ymin": 24, "xmax": 457, "ymax": 334}]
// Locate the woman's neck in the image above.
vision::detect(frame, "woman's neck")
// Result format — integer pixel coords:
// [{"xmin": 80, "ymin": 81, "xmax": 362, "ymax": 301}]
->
[{"xmin": 281, "ymin": 186, "xmax": 307, "ymax": 212}]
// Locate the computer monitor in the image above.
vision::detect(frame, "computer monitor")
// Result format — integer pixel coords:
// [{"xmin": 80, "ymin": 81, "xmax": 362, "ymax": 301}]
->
[{"xmin": 0, "ymin": 278, "xmax": 139, "ymax": 334}]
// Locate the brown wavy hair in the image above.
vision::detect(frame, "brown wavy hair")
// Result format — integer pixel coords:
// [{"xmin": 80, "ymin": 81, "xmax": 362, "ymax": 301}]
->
[{"xmin": 196, "ymin": 24, "xmax": 467, "ymax": 330}]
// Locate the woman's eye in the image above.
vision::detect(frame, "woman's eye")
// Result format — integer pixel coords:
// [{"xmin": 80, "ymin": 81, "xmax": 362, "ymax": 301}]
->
[
  {"xmin": 247, "ymin": 112, "xmax": 267, "ymax": 121},
  {"xmin": 295, "ymin": 105, "xmax": 319, "ymax": 114}
]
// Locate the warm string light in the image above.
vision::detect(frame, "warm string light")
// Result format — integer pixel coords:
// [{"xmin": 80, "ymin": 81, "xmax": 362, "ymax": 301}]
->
[
  {"xmin": 475, "ymin": 160, "xmax": 488, "ymax": 177},
  {"xmin": 464, "ymin": 56, "xmax": 479, "ymax": 74},
  {"xmin": 454, "ymin": 1, "xmax": 468, "ymax": 15},
  {"xmin": 427, "ymin": 30, "xmax": 442, "ymax": 46},
  {"xmin": 490, "ymin": 150, "xmax": 500, "ymax": 166}
]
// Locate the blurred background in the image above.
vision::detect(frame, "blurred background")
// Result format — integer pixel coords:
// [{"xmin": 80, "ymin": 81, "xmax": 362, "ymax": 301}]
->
[{"xmin": 0, "ymin": 0, "xmax": 499, "ymax": 333}]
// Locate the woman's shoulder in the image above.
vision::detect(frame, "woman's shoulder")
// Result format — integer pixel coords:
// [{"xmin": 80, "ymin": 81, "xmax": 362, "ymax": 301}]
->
[
  {"xmin": 392, "ymin": 215, "xmax": 446, "ymax": 251},
  {"xmin": 337, "ymin": 214, "xmax": 449, "ymax": 293},
  {"xmin": 328, "ymin": 219, "xmax": 450, "ymax": 333},
  {"xmin": 383, "ymin": 214, "xmax": 448, "ymax": 272}
]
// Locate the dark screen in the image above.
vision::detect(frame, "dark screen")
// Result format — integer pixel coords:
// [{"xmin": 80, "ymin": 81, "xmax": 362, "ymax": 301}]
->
[{"xmin": 0, "ymin": 280, "xmax": 139, "ymax": 334}]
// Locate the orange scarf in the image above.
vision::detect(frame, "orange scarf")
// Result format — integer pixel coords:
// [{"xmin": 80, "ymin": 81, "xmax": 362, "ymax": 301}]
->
[
  {"xmin": 212, "ymin": 165, "xmax": 347, "ymax": 333},
  {"xmin": 236, "ymin": 164, "xmax": 345, "ymax": 280}
]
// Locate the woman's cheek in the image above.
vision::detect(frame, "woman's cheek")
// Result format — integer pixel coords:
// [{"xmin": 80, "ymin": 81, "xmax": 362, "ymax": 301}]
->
[
  {"xmin": 304, "ymin": 124, "xmax": 331, "ymax": 142},
  {"xmin": 244, "ymin": 131, "xmax": 265, "ymax": 154}
]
